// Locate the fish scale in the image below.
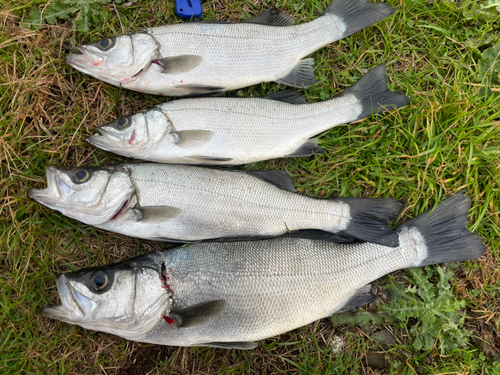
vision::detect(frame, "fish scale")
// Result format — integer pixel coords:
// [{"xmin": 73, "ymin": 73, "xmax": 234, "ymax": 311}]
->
[
  {"xmin": 42, "ymin": 194, "xmax": 484, "ymax": 348},
  {"xmin": 29, "ymin": 163, "xmax": 404, "ymax": 246},
  {"xmin": 140, "ymin": 16, "xmax": 345, "ymax": 92},
  {"xmin": 66, "ymin": 0, "xmax": 397, "ymax": 96},
  {"xmin": 88, "ymin": 65, "xmax": 410, "ymax": 165},
  {"xmin": 110, "ymin": 164, "xmax": 348, "ymax": 239},
  {"xmin": 140, "ymin": 233, "xmax": 426, "ymax": 345}
]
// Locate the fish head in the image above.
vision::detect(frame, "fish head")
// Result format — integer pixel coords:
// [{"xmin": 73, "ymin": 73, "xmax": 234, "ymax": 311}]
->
[
  {"xmin": 28, "ymin": 165, "xmax": 135, "ymax": 225},
  {"xmin": 42, "ymin": 257, "xmax": 170, "ymax": 339},
  {"xmin": 66, "ymin": 31, "xmax": 159, "ymax": 86},
  {"xmin": 88, "ymin": 109, "xmax": 172, "ymax": 158}
]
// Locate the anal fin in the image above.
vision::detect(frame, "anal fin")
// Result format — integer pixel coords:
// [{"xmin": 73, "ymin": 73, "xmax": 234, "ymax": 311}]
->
[
  {"xmin": 199, "ymin": 341, "xmax": 258, "ymax": 350},
  {"xmin": 275, "ymin": 58, "xmax": 319, "ymax": 89},
  {"xmin": 285, "ymin": 138, "xmax": 324, "ymax": 158},
  {"xmin": 336, "ymin": 285, "xmax": 375, "ymax": 313}
]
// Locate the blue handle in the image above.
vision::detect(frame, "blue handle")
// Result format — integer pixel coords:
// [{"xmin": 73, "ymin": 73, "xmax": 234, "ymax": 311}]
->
[{"xmin": 175, "ymin": 0, "xmax": 202, "ymax": 19}]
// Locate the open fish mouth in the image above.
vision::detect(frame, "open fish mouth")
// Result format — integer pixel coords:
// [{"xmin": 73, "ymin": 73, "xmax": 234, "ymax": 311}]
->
[
  {"xmin": 41, "ymin": 275, "xmax": 94, "ymax": 323},
  {"xmin": 28, "ymin": 166, "xmax": 71, "ymax": 207},
  {"xmin": 66, "ymin": 46, "xmax": 104, "ymax": 72},
  {"xmin": 87, "ymin": 127, "xmax": 122, "ymax": 151}
]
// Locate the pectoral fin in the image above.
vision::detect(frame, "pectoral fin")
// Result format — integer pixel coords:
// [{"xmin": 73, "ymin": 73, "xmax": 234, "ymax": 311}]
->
[
  {"xmin": 169, "ymin": 300, "xmax": 227, "ymax": 328},
  {"xmin": 176, "ymin": 84, "xmax": 226, "ymax": 96},
  {"xmin": 244, "ymin": 8, "xmax": 295, "ymax": 26},
  {"xmin": 173, "ymin": 130, "xmax": 214, "ymax": 149},
  {"xmin": 153, "ymin": 55, "xmax": 203, "ymax": 74},
  {"xmin": 133, "ymin": 206, "xmax": 182, "ymax": 223}
]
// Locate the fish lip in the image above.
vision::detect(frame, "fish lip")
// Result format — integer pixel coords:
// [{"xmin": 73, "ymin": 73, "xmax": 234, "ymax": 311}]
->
[
  {"xmin": 41, "ymin": 274, "xmax": 85, "ymax": 321},
  {"xmin": 87, "ymin": 127, "xmax": 122, "ymax": 151},
  {"xmin": 28, "ymin": 166, "xmax": 61, "ymax": 203}
]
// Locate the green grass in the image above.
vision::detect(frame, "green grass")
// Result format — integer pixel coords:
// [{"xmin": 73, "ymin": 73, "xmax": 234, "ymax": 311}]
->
[{"xmin": 1, "ymin": 0, "xmax": 499, "ymax": 373}]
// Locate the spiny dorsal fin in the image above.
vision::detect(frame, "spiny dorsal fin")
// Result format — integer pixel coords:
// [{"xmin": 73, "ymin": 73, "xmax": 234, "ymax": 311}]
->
[
  {"xmin": 275, "ymin": 58, "xmax": 319, "ymax": 88},
  {"xmin": 172, "ymin": 130, "xmax": 214, "ymax": 149},
  {"xmin": 285, "ymin": 138, "xmax": 324, "ymax": 158},
  {"xmin": 169, "ymin": 300, "xmax": 226, "ymax": 328},
  {"xmin": 245, "ymin": 170, "xmax": 296, "ymax": 192},
  {"xmin": 263, "ymin": 90, "xmax": 307, "ymax": 105},
  {"xmin": 244, "ymin": 8, "xmax": 295, "ymax": 27},
  {"xmin": 153, "ymin": 55, "xmax": 203, "ymax": 74},
  {"xmin": 336, "ymin": 285, "xmax": 375, "ymax": 313},
  {"xmin": 133, "ymin": 206, "xmax": 182, "ymax": 223}
]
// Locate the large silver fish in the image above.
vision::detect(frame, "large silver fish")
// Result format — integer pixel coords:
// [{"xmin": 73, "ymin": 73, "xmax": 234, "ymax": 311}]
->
[
  {"xmin": 41, "ymin": 194, "xmax": 484, "ymax": 349},
  {"xmin": 66, "ymin": 0, "xmax": 395, "ymax": 96},
  {"xmin": 88, "ymin": 65, "xmax": 409, "ymax": 165},
  {"xmin": 28, "ymin": 163, "xmax": 402, "ymax": 246}
]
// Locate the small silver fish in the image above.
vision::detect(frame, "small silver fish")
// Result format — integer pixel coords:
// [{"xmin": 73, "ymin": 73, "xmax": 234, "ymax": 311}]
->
[
  {"xmin": 28, "ymin": 163, "xmax": 403, "ymax": 246},
  {"xmin": 66, "ymin": 0, "xmax": 395, "ymax": 96},
  {"xmin": 41, "ymin": 194, "xmax": 484, "ymax": 349},
  {"xmin": 87, "ymin": 66, "xmax": 409, "ymax": 165}
]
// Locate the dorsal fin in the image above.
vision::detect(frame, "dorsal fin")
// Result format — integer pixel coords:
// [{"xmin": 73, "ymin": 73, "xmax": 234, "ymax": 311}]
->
[
  {"xmin": 245, "ymin": 170, "xmax": 296, "ymax": 192},
  {"xmin": 244, "ymin": 8, "xmax": 295, "ymax": 26},
  {"xmin": 263, "ymin": 90, "xmax": 307, "ymax": 105}
]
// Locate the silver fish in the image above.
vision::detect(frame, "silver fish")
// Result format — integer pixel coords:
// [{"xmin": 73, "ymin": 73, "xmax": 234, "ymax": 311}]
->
[
  {"xmin": 66, "ymin": 0, "xmax": 395, "ymax": 96},
  {"xmin": 87, "ymin": 65, "xmax": 409, "ymax": 165},
  {"xmin": 28, "ymin": 163, "xmax": 402, "ymax": 246},
  {"xmin": 41, "ymin": 194, "xmax": 484, "ymax": 349}
]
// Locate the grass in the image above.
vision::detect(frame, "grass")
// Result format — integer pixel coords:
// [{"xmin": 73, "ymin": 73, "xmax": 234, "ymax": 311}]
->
[{"xmin": 0, "ymin": 0, "xmax": 499, "ymax": 373}]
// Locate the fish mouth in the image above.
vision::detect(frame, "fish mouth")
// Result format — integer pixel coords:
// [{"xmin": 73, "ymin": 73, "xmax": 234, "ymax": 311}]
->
[
  {"xmin": 41, "ymin": 275, "xmax": 94, "ymax": 323},
  {"xmin": 66, "ymin": 46, "xmax": 104, "ymax": 71},
  {"xmin": 87, "ymin": 127, "xmax": 122, "ymax": 151},
  {"xmin": 28, "ymin": 166, "xmax": 71, "ymax": 208}
]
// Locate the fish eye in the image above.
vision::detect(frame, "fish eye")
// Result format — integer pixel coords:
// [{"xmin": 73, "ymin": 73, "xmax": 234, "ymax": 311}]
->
[
  {"xmin": 73, "ymin": 169, "xmax": 91, "ymax": 183},
  {"xmin": 96, "ymin": 38, "xmax": 114, "ymax": 51},
  {"xmin": 113, "ymin": 117, "xmax": 130, "ymax": 130},
  {"xmin": 90, "ymin": 271, "xmax": 109, "ymax": 292}
]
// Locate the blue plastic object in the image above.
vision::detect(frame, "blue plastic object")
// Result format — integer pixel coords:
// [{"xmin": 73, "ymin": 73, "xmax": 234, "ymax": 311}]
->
[{"xmin": 175, "ymin": 0, "xmax": 203, "ymax": 19}]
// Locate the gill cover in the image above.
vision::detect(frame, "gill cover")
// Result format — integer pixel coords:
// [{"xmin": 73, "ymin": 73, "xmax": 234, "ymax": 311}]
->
[{"xmin": 66, "ymin": 31, "xmax": 159, "ymax": 86}]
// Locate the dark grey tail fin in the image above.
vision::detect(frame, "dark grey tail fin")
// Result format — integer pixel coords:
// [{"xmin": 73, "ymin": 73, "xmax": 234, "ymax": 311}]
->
[
  {"xmin": 323, "ymin": 0, "xmax": 395, "ymax": 38},
  {"xmin": 337, "ymin": 198, "xmax": 404, "ymax": 247},
  {"xmin": 397, "ymin": 193, "xmax": 485, "ymax": 266},
  {"xmin": 340, "ymin": 65, "xmax": 409, "ymax": 121}
]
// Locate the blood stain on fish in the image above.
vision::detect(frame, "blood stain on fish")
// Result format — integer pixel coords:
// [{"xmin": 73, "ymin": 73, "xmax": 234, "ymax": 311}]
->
[
  {"xmin": 163, "ymin": 316, "xmax": 175, "ymax": 324},
  {"xmin": 128, "ymin": 130, "xmax": 136, "ymax": 145}
]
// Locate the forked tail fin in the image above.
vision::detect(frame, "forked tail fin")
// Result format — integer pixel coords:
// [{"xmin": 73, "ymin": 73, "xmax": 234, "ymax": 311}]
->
[
  {"xmin": 339, "ymin": 65, "xmax": 409, "ymax": 121},
  {"xmin": 323, "ymin": 0, "xmax": 395, "ymax": 39},
  {"xmin": 397, "ymin": 193, "xmax": 485, "ymax": 266}
]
